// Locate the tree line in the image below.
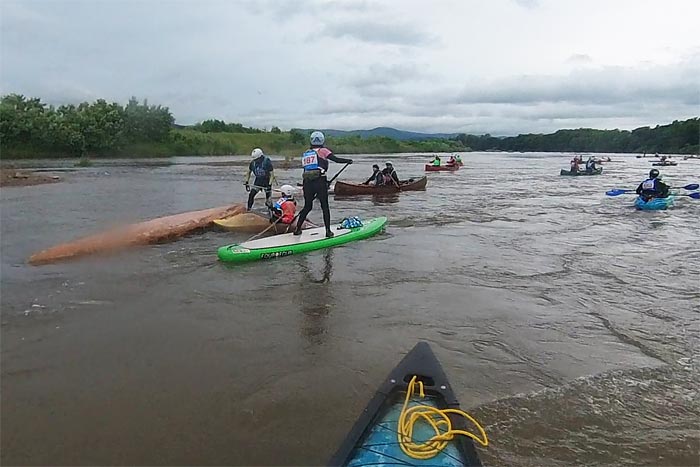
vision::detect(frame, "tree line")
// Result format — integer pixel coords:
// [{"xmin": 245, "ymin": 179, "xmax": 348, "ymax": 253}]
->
[
  {"xmin": 454, "ymin": 118, "xmax": 699, "ymax": 154},
  {"xmin": 0, "ymin": 94, "xmax": 174, "ymax": 157},
  {"xmin": 1, "ymin": 94, "xmax": 697, "ymax": 158}
]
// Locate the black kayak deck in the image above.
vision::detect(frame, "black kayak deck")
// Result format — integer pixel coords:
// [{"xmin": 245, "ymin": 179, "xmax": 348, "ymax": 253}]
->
[{"xmin": 328, "ymin": 342, "xmax": 483, "ymax": 466}]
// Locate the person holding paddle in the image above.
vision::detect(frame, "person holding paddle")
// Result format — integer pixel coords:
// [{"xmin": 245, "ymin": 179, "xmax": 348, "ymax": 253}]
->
[
  {"xmin": 294, "ymin": 131, "xmax": 353, "ymax": 238},
  {"xmin": 270, "ymin": 185, "xmax": 297, "ymax": 224},
  {"xmin": 244, "ymin": 148, "xmax": 276, "ymax": 211},
  {"xmin": 382, "ymin": 161, "xmax": 400, "ymax": 187},
  {"xmin": 636, "ymin": 169, "xmax": 670, "ymax": 200},
  {"xmin": 362, "ymin": 164, "xmax": 383, "ymax": 186}
]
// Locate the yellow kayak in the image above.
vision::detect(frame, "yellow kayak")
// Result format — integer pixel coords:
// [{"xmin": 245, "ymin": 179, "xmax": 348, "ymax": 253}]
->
[{"xmin": 213, "ymin": 212, "xmax": 313, "ymax": 234}]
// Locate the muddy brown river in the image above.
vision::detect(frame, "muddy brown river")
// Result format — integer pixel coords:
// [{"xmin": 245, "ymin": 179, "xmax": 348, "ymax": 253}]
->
[{"xmin": 1, "ymin": 152, "xmax": 698, "ymax": 466}]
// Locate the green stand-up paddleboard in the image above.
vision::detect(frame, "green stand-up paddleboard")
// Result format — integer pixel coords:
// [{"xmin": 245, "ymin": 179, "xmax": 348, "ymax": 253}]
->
[{"xmin": 217, "ymin": 217, "xmax": 387, "ymax": 263}]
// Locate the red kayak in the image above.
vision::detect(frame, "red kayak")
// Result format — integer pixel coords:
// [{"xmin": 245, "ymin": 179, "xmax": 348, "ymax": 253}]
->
[{"xmin": 425, "ymin": 164, "xmax": 459, "ymax": 172}]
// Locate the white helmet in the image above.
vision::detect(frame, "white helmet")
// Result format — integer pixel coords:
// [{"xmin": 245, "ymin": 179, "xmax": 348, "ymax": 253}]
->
[
  {"xmin": 251, "ymin": 148, "xmax": 264, "ymax": 159},
  {"xmin": 310, "ymin": 131, "xmax": 325, "ymax": 146},
  {"xmin": 385, "ymin": 161, "xmax": 393, "ymax": 166},
  {"xmin": 280, "ymin": 184, "xmax": 295, "ymax": 197}
]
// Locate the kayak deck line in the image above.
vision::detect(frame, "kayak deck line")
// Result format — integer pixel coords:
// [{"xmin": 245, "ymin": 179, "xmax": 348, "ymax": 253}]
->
[
  {"xmin": 28, "ymin": 204, "xmax": 246, "ymax": 265},
  {"xmin": 329, "ymin": 342, "xmax": 485, "ymax": 466}
]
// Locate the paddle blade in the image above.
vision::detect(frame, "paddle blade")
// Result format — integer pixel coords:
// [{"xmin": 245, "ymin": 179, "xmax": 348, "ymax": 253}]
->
[
  {"xmin": 688, "ymin": 192, "xmax": 700, "ymax": 199},
  {"xmin": 605, "ymin": 189, "xmax": 630, "ymax": 196},
  {"xmin": 681, "ymin": 183, "xmax": 699, "ymax": 191}
]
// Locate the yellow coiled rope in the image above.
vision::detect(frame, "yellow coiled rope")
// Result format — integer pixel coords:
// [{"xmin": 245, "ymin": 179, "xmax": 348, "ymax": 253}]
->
[{"xmin": 397, "ymin": 376, "xmax": 489, "ymax": 460}]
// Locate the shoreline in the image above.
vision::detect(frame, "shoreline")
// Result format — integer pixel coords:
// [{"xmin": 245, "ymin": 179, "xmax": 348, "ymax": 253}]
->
[{"xmin": 0, "ymin": 168, "xmax": 61, "ymax": 188}]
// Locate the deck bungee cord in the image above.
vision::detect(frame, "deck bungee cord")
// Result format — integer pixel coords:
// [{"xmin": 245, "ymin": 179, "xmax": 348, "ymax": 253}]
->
[{"xmin": 397, "ymin": 376, "xmax": 488, "ymax": 461}]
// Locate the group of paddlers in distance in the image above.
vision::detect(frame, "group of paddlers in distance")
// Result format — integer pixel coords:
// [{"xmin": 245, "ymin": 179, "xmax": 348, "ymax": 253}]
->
[
  {"xmin": 568, "ymin": 154, "xmax": 611, "ymax": 174},
  {"xmin": 429, "ymin": 154, "xmax": 463, "ymax": 167}
]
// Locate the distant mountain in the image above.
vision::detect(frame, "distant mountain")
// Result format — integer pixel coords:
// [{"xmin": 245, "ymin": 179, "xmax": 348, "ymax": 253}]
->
[{"xmin": 296, "ymin": 127, "xmax": 459, "ymax": 141}]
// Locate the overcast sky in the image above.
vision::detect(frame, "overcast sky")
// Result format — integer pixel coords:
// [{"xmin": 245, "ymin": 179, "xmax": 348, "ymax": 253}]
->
[{"xmin": 1, "ymin": 0, "xmax": 699, "ymax": 135}]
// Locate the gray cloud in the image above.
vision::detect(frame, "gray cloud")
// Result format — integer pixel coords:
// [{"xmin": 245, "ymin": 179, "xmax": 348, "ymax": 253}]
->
[
  {"xmin": 345, "ymin": 63, "xmax": 435, "ymax": 90},
  {"xmin": 512, "ymin": 0, "xmax": 540, "ymax": 9},
  {"xmin": 321, "ymin": 19, "xmax": 436, "ymax": 47},
  {"xmin": 1, "ymin": 0, "xmax": 698, "ymax": 136},
  {"xmin": 567, "ymin": 53, "xmax": 593, "ymax": 64},
  {"xmin": 435, "ymin": 61, "xmax": 700, "ymax": 107}
]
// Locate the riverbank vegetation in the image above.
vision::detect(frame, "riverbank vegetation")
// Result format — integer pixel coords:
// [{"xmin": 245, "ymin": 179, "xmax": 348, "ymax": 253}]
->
[{"xmin": 1, "ymin": 94, "xmax": 697, "ymax": 159}]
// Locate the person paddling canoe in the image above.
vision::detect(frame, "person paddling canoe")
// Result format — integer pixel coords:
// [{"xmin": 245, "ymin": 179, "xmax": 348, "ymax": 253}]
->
[
  {"xmin": 294, "ymin": 131, "xmax": 353, "ymax": 238},
  {"xmin": 636, "ymin": 169, "xmax": 670, "ymax": 201},
  {"xmin": 381, "ymin": 161, "xmax": 400, "ymax": 187},
  {"xmin": 585, "ymin": 156, "xmax": 598, "ymax": 173},
  {"xmin": 431, "ymin": 154, "xmax": 441, "ymax": 166},
  {"xmin": 570, "ymin": 156, "xmax": 580, "ymax": 173},
  {"xmin": 362, "ymin": 164, "xmax": 382, "ymax": 186}
]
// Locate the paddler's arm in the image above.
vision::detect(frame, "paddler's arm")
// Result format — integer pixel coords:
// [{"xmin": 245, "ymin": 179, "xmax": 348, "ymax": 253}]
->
[
  {"xmin": 243, "ymin": 171, "xmax": 251, "ymax": 190},
  {"xmin": 244, "ymin": 162, "xmax": 252, "ymax": 188},
  {"xmin": 328, "ymin": 154, "xmax": 353, "ymax": 164}
]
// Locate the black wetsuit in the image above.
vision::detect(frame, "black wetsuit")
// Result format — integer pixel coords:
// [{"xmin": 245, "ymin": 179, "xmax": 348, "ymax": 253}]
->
[
  {"xmin": 247, "ymin": 156, "xmax": 274, "ymax": 210},
  {"xmin": 295, "ymin": 146, "xmax": 352, "ymax": 235}
]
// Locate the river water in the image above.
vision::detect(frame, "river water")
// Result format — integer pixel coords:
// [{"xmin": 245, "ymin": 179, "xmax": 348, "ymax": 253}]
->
[{"xmin": 1, "ymin": 152, "xmax": 698, "ymax": 466}]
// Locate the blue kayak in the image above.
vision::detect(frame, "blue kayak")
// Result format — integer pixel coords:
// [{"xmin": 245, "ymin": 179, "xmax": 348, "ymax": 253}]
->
[
  {"xmin": 329, "ymin": 342, "xmax": 486, "ymax": 466},
  {"xmin": 634, "ymin": 195, "xmax": 675, "ymax": 210}
]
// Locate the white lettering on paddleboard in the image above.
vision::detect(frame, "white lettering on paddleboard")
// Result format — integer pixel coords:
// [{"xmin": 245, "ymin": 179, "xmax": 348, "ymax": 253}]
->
[{"xmin": 260, "ymin": 250, "xmax": 293, "ymax": 259}]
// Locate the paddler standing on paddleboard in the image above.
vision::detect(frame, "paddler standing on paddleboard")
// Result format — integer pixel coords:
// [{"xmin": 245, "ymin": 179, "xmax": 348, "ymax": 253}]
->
[
  {"xmin": 294, "ymin": 131, "xmax": 353, "ymax": 238},
  {"xmin": 244, "ymin": 148, "xmax": 277, "ymax": 212}
]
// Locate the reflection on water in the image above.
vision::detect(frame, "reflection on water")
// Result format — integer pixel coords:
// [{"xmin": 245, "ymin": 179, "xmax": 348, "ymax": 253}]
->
[{"xmin": 298, "ymin": 250, "xmax": 334, "ymax": 346}]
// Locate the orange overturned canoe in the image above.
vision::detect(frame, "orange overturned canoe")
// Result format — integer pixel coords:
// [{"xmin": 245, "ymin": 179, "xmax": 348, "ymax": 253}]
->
[
  {"xmin": 334, "ymin": 176, "xmax": 428, "ymax": 195},
  {"xmin": 29, "ymin": 204, "xmax": 246, "ymax": 265}
]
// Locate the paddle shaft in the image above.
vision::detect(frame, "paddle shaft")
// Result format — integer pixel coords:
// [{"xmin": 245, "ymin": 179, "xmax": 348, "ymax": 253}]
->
[
  {"xmin": 246, "ymin": 211, "xmax": 300, "ymax": 242},
  {"xmin": 327, "ymin": 163, "xmax": 350, "ymax": 185},
  {"xmin": 606, "ymin": 183, "xmax": 699, "ymax": 196}
]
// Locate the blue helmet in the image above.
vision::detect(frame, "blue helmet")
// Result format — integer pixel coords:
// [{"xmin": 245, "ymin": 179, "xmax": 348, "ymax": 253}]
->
[{"xmin": 310, "ymin": 131, "xmax": 325, "ymax": 146}]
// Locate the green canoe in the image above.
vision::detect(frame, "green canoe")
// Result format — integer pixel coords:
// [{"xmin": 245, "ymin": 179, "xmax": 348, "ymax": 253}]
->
[
  {"xmin": 560, "ymin": 168, "xmax": 603, "ymax": 176},
  {"xmin": 217, "ymin": 217, "xmax": 387, "ymax": 263}
]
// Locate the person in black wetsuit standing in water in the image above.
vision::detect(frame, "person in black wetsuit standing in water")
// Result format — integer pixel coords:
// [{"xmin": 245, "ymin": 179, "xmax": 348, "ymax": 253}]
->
[{"xmin": 294, "ymin": 131, "xmax": 353, "ymax": 238}]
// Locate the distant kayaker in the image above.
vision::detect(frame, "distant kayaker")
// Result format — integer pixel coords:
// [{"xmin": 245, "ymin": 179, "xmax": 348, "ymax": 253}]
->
[
  {"xmin": 431, "ymin": 155, "xmax": 441, "ymax": 166},
  {"xmin": 244, "ymin": 148, "xmax": 277, "ymax": 211},
  {"xmin": 455, "ymin": 154, "xmax": 463, "ymax": 165},
  {"xmin": 382, "ymin": 161, "xmax": 400, "ymax": 186},
  {"xmin": 295, "ymin": 131, "xmax": 353, "ymax": 238},
  {"xmin": 270, "ymin": 185, "xmax": 298, "ymax": 230},
  {"xmin": 636, "ymin": 169, "xmax": 670, "ymax": 200},
  {"xmin": 362, "ymin": 164, "xmax": 382, "ymax": 186}
]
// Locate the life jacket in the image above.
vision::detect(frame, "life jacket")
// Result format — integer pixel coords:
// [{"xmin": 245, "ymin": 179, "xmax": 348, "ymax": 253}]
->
[
  {"xmin": 252, "ymin": 157, "xmax": 271, "ymax": 178},
  {"xmin": 641, "ymin": 178, "xmax": 658, "ymax": 193},
  {"xmin": 273, "ymin": 196, "xmax": 296, "ymax": 223},
  {"xmin": 383, "ymin": 169, "xmax": 396, "ymax": 184},
  {"xmin": 302, "ymin": 147, "xmax": 331, "ymax": 173},
  {"xmin": 432, "ymin": 159, "xmax": 440, "ymax": 166}
]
